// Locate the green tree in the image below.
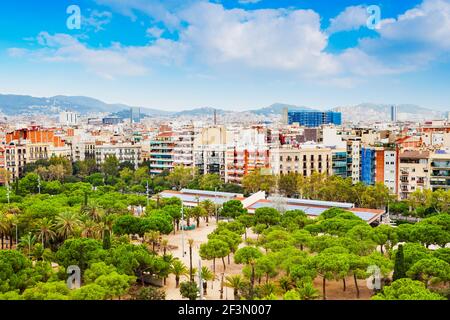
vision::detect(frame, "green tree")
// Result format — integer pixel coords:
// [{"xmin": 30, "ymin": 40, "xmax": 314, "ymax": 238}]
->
[
  {"xmin": 199, "ymin": 239, "xmax": 230, "ymax": 273},
  {"xmin": 393, "ymin": 244, "xmax": 407, "ymax": 281},
  {"xmin": 200, "ymin": 266, "xmax": 215, "ymax": 296},
  {"xmin": 83, "ymin": 262, "xmax": 117, "ymax": 284},
  {"xmin": 22, "ymin": 281, "xmax": 70, "ymax": 300},
  {"xmin": 102, "ymin": 155, "xmax": 120, "ymax": 178},
  {"xmin": 170, "ymin": 259, "xmax": 188, "ymax": 288},
  {"xmin": 199, "ymin": 174, "xmax": 222, "ymax": 191},
  {"xmin": 55, "ymin": 238, "xmax": 105, "ymax": 272},
  {"xmin": 55, "ymin": 211, "xmax": 81, "ymax": 240},
  {"xmin": 234, "ymin": 246, "xmax": 263, "ymax": 298},
  {"xmin": 372, "ymin": 278, "xmax": 445, "ymax": 300},
  {"xmin": 254, "ymin": 207, "xmax": 281, "ymax": 227},
  {"xmin": 94, "ymin": 272, "xmax": 134, "ymax": 300},
  {"xmin": 167, "ymin": 166, "xmax": 194, "ymax": 190},
  {"xmin": 179, "ymin": 281, "xmax": 199, "ymax": 300},
  {"xmin": 71, "ymin": 284, "xmax": 107, "ymax": 300},
  {"xmin": 407, "ymin": 258, "xmax": 450, "ymax": 288},
  {"xmin": 136, "ymin": 286, "xmax": 166, "ymax": 300},
  {"xmin": 224, "ymin": 275, "xmax": 244, "ymax": 300},
  {"xmin": 221, "ymin": 200, "xmax": 247, "ymax": 219}
]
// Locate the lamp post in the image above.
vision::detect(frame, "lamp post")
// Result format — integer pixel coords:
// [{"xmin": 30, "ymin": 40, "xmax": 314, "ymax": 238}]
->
[
  {"xmin": 214, "ymin": 187, "xmax": 218, "ymax": 222},
  {"xmin": 181, "ymin": 204, "xmax": 185, "ymax": 258}
]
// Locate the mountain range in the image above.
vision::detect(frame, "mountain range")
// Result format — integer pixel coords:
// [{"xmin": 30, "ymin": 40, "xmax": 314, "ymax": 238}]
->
[{"xmin": 0, "ymin": 94, "xmax": 447, "ymax": 121}]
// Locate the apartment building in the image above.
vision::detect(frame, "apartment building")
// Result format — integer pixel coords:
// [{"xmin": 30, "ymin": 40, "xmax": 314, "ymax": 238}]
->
[
  {"xmin": 345, "ymin": 138, "xmax": 361, "ymax": 183},
  {"xmin": 399, "ymin": 151, "xmax": 430, "ymax": 199},
  {"xmin": 0, "ymin": 143, "xmax": 27, "ymax": 183},
  {"xmin": 95, "ymin": 143, "xmax": 141, "ymax": 169},
  {"xmin": 173, "ymin": 125, "xmax": 196, "ymax": 167},
  {"xmin": 377, "ymin": 148, "xmax": 399, "ymax": 195},
  {"xmin": 149, "ymin": 125, "xmax": 175, "ymax": 175},
  {"xmin": 0, "ymin": 128, "xmax": 71, "ymax": 182},
  {"xmin": 430, "ymin": 151, "xmax": 450, "ymax": 191},
  {"xmin": 270, "ymin": 144, "xmax": 332, "ymax": 176},
  {"xmin": 193, "ymin": 126, "xmax": 229, "ymax": 177},
  {"xmin": 226, "ymin": 126, "xmax": 271, "ymax": 183}
]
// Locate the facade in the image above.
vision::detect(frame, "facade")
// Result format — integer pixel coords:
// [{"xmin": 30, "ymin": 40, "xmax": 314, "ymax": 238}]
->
[
  {"xmin": 59, "ymin": 111, "xmax": 79, "ymax": 126},
  {"xmin": 332, "ymin": 149, "xmax": 348, "ymax": 178},
  {"xmin": 399, "ymin": 151, "xmax": 430, "ymax": 199},
  {"xmin": 95, "ymin": 143, "xmax": 141, "ymax": 169},
  {"xmin": 270, "ymin": 145, "xmax": 333, "ymax": 176},
  {"xmin": 371, "ymin": 147, "xmax": 399, "ymax": 195},
  {"xmin": 149, "ymin": 125, "xmax": 175, "ymax": 174},
  {"xmin": 287, "ymin": 111, "xmax": 342, "ymax": 127},
  {"xmin": 360, "ymin": 147, "xmax": 376, "ymax": 185},
  {"xmin": 346, "ymin": 139, "xmax": 361, "ymax": 183},
  {"xmin": 173, "ymin": 125, "xmax": 196, "ymax": 167},
  {"xmin": 430, "ymin": 151, "xmax": 450, "ymax": 190},
  {"xmin": 193, "ymin": 126, "xmax": 228, "ymax": 177}
]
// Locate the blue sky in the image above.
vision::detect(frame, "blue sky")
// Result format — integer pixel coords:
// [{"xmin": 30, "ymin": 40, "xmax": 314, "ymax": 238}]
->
[{"xmin": 0, "ymin": 0, "xmax": 449, "ymax": 111}]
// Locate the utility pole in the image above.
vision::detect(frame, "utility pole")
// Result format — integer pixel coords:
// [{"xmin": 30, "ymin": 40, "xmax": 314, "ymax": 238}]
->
[
  {"xmin": 214, "ymin": 187, "xmax": 218, "ymax": 222},
  {"xmin": 181, "ymin": 203, "xmax": 185, "ymax": 258}
]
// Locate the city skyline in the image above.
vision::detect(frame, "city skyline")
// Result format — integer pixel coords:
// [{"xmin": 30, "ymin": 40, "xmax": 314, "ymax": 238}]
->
[{"xmin": 1, "ymin": 0, "xmax": 450, "ymax": 111}]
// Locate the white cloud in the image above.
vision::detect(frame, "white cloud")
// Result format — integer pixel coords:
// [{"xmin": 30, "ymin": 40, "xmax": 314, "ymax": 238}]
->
[
  {"xmin": 356, "ymin": 0, "xmax": 450, "ymax": 68},
  {"xmin": 82, "ymin": 10, "xmax": 113, "ymax": 32},
  {"xmin": 327, "ymin": 5, "xmax": 368, "ymax": 34},
  {"xmin": 238, "ymin": 0, "xmax": 262, "ymax": 4},
  {"xmin": 9, "ymin": 0, "xmax": 450, "ymax": 84},
  {"xmin": 177, "ymin": 3, "xmax": 340, "ymax": 76},
  {"xmin": 146, "ymin": 27, "xmax": 164, "ymax": 38}
]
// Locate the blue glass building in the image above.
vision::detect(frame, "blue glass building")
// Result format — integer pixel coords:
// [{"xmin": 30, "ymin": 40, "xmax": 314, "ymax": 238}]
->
[
  {"xmin": 360, "ymin": 147, "xmax": 376, "ymax": 185},
  {"xmin": 287, "ymin": 111, "xmax": 342, "ymax": 127}
]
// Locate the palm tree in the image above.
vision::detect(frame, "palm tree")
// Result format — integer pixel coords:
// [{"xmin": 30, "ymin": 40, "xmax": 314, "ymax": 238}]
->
[
  {"xmin": 200, "ymin": 200, "xmax": 215, "ymax": 223},
  {"xmin": 0, "ymin": 213, "xmax": 9, "ymax": 249},
  {"xmin": 188, "ymin": 239, "xmax": 194, "ymax": 282},
  {"xmin": 83, "ymin": 204, "xmax": 104, "ymax": 222},
  {"xmin": 145, "ymin": 231, "xmax": 160, "ymax": 252},
  {"xmin": 200, "ymin": 266, "xmax": 215, "ymax": 296},
  {"xmin": 36, "ymin": 218, "xmax": 56, "ymax": 247},
  {"xmin": 161, "ymin": 239, "xmax": 169, "ymax": 256},
  {"xmin": 298, "ymin": 282, "xmax": 320, "ymax": 300},
  {"xmin": 224, "ymin": 275, "xmax": 244, "ymax": 300},
  {"xmin": 19, "ymin": 233, "xmax": 36, "ymax": 257},
  {"xmin": 55, "ymin": 211, "xmax": 81, "ymax": 239},
  {"xmin": 170, "ymin": 259, "xmax": 189, "ymax": 288},
  {"xmin": 80, "ymin": 219, "xmax": 98, "ymax": 239}
]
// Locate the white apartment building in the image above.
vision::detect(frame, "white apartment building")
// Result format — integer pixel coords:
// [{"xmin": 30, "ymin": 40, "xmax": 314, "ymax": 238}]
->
[
  {"xmin": 173, "ymin": 125, "xmax": 196, "ymax": 167},
  {"xmin": 270, "ymin": 144, "xmax": 333, "ymax": 177},
  {"xmin": 383, "ymin": 149, "xmax": 398, "ymax": 194},
  {"xmin": 95, "ymin": 143, "xmax": 141, "ymax": 169},
  {"xmin": 59, "ymin": 111, "xmax": 79, "ymax": 126}
]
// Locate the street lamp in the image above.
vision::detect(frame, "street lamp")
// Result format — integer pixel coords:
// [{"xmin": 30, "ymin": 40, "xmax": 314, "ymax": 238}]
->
[{"xmin": 181, "ymin": 204, "xmax": 185, "ymax": 258}]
